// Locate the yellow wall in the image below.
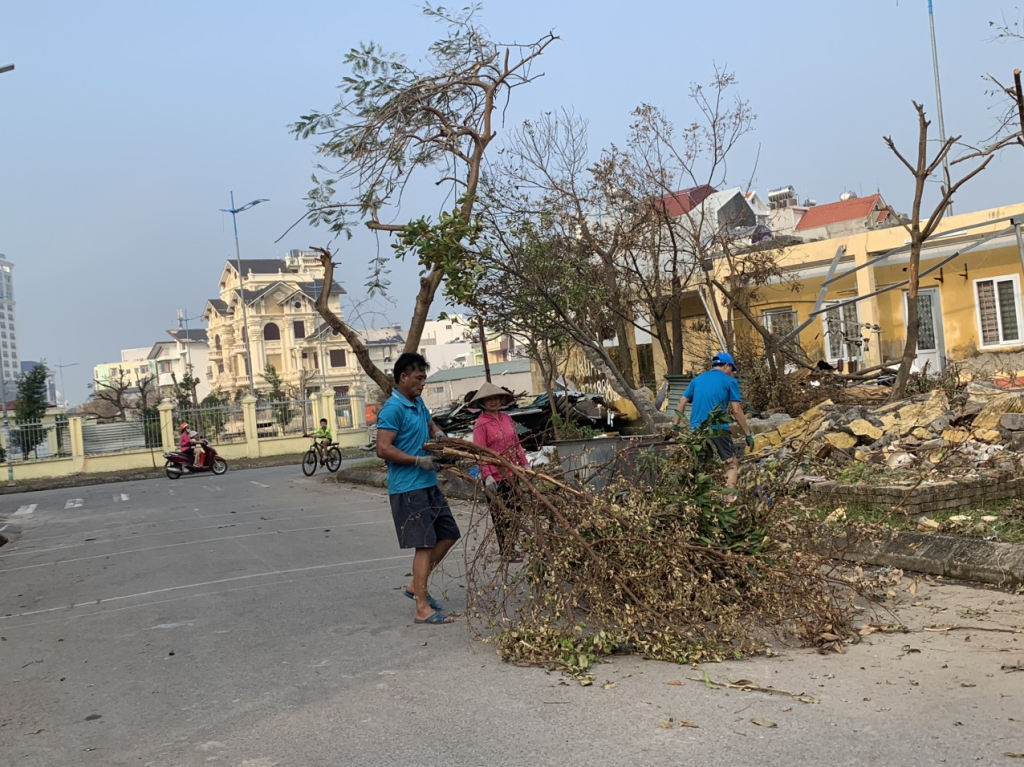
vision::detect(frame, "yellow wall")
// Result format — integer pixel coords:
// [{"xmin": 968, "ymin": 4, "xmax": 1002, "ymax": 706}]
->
[
  {"xmin": 3, "ymin": 428, "xmax": 367, "ymax": 482},
  {"xmin": 723, "ymin": 203, "xmax": 1024, "ymax": 367}
]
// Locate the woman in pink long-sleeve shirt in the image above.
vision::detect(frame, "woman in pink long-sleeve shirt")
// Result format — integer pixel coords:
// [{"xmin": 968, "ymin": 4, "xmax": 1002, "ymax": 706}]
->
[{"xmin": 470, "ymin": 383, "xmax": 528, "ymax": 562}]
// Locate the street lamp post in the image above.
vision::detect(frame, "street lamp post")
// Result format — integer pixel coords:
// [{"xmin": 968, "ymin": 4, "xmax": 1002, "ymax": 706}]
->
[
  {"xmin": 53, "ymin": 360, "xmax": 78, "ymax": 408},
  {"xmin": 219, "ymin": 193, "xmax": 268, "ymax": 398}
]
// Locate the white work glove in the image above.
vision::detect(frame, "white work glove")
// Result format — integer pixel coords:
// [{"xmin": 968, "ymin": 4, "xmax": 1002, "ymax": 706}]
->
[
  {"xmin": 414, "ymin": 455, "xmax": 440, "ymax": 472},
  {"xmin": 484, "ymin": 475, "xmax": 497, "ymax": 490},
  {"xmin": 433, "ymin": 432, "xmax": 446, "ymax": 444}
]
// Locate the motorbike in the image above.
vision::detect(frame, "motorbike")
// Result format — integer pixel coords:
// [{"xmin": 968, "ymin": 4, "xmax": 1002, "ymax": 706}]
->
[{"xmin": 164, "ymin": 438, "xmax": 228, "ymax": 479}]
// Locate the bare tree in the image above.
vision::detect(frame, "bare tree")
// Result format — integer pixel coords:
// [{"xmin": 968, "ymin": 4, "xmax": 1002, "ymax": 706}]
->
[
  {"xmin": 885, "ymin": 102, "xmax": 992, "ymax": 401},
  {"xmin": 88, "ymin": 370, "xmax": 158, "ymax": 423},
  {"xmin": 289, "ymin": 5, "xmax": 557, "ymax": 394}
]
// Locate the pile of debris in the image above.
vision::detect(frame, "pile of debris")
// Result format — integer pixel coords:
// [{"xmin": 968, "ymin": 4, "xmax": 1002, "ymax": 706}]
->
[
  {"xmin": 752, "ymin": 382, "xmax": 1024, "ymax": 474},
  {"xmin": 432, "ymin": 388, "xmax": 626, "ymax": 449}
]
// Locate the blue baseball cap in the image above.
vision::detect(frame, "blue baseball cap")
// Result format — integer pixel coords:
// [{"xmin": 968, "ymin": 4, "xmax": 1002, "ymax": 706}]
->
[{"xmin": 711, "ymin": 352, "xmax": 737, "ymax": 370}]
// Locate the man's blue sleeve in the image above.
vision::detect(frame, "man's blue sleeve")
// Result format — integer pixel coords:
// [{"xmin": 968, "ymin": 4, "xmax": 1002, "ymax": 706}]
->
[
  {"xmin": 377, "ymin": 402, "xmax": 401, "ymax": 433},
  {"xmin": 682, "ymin": 381, "xmax": 695, "ymax": 401},
  {"xmin": 728, "ymin": 378, "xmax": 742, "ymax": 402}
]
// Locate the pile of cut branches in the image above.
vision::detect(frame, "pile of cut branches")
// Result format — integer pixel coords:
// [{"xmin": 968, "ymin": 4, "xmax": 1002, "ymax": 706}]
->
[{"xmin": 429, "ymin": 431, "xmax": 857, "ymax": 673}]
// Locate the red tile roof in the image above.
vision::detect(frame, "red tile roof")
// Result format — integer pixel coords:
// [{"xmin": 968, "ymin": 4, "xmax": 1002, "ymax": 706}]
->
[
  {"xmin": 656, "ymin": 185, "xmax": 717, "ymax": 217},
  {"xmin": 795, "ymin": 193, "xmax": 883, "ymax": 231}
]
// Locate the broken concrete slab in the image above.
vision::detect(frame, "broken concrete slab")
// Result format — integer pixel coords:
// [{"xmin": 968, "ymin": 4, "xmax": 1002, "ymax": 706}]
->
[
  {"xmin": 849, "ymin": 419, "xmax": 883, "ymax": 442},
  {"xmin": 973, "ymin": 392, "xmax": 1024, "ymax": 430},
  {"xmin": 825, "ymin": 432, "xmax": 858, "ymax": 450},
  {"xmin": 831, "ymin": 530, "xmax": 1024, "ymax": 587}
]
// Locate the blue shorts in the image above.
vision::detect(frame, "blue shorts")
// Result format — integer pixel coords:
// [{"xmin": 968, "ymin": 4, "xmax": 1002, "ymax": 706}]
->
[{"xmin": 389, "ymin": 486, "xmax": 462, "ymax": 549}]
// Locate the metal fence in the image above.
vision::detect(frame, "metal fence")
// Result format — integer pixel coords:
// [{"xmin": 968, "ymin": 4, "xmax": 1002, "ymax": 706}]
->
[
  {"xmin": 254, "ymin": 398, "xmax": 313, "ymax": 438},
  {"xmin": 4, "ymin": 418, "xmax": 73, "ymax": 461},
  {"xmin": 335, "ymin": 395, "xmax": 353, "ymax": 429},
  {"xmin": 82, "ymin": 413, "xmax": 162, "ymax": 455},
  {"xmin": 175, "ymin": 402, "xmax": 247, "ymax": 444}
]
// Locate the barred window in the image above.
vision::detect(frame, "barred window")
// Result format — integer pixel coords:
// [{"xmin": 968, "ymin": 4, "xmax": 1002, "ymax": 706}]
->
[
  {"xmin": 761, "ymin": 307, "xmax": 797, "ymax": 339},
  {"xmin": 976, "ymin": 276, "xmax": 1021, "ymax": 347},
  {"xmin": 822, "ymin": 301, "xmax": 863, "ymax": 362}
]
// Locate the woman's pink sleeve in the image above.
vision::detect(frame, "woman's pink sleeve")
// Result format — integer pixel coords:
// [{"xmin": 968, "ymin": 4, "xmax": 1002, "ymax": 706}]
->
[{"xmin": 473, "ymin": 419, "xmax": 501, "ymax": 481}]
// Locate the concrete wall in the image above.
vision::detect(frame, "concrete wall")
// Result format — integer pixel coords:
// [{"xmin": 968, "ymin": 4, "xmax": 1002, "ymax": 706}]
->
[{"xmin": 0, "ymin": 391, "xmax": 368, "ymax": 483}]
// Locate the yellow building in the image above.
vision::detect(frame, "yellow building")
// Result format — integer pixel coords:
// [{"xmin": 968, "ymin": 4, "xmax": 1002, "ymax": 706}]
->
[
  {"xmin": 717, "ymin": 200, "xmax": 1024, "ymax": 377},
  {"xmin": 203, "ymin": 250, "xmax": 365, "ymax": 397}
]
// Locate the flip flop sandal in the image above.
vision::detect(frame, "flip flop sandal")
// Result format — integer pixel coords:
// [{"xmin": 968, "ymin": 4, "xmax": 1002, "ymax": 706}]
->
[
  {"xmin": 404, "ymin": 589, "xmax": 443, "ymax": 611},
  {"xmin": 414, "ymin": 612, "xmax": 454, "ymax": 625}
]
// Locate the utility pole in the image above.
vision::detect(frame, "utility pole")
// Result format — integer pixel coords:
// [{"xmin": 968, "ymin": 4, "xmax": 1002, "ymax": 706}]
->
[
  {"xmin": 477, "ymin": 315, "xmax": 492, "ymax": 383},
  {"xmin": 177, "ymin": 310, "xmax": 202, "ymax": 408},
  {"xmin": 219, "ymin": 193, "xmax": 268, "ymax": 397},
  {"xmin": 928, "ymin": 0, "xmax": 953, "ymax": 213}
]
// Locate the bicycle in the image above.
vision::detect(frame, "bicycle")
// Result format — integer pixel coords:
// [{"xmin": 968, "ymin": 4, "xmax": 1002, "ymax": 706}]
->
[{"xmin": 302, "ymin": 438, "xmax": 342, "ymax": 476}]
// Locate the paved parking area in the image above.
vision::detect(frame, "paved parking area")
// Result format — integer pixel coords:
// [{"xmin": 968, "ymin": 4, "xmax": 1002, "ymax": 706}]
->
[{"xmin": 1, "ymin": 465, "xmax": 1022, "ymax": 766}]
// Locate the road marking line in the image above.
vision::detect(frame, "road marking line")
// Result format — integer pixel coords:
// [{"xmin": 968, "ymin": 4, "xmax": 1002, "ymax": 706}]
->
[
  {"xmin": 14, "ymin": 504, "xmax": 37, "ymax": 516},
  {"xmin": 1, "ymin": 555, "xmax": 411, "ymax": 621},
  {"xmin": 1, "ymin": 502, "xmax": 378, "ymax": 554},
  {"xmin": 113, "ymin": 493, "xmax": 130, "ymax": 503},
  {"xmin": 202, "ymin": 485, "xmax": 222, "ymax": 492},
  {"xmin": 0, "ymin": 524, "xmax": 8, "ymax": 532},
  {"xmin": 64, "ymin": 499, "xmax": 83, "ymax": 509},
  {"xmin": 250, "ymin": 481, "xmax": 269, "ymax": 488},
  {"xmin": 2, "ymin": 563, "xmax": 411, "ymax": 630},
  {"xmin": 168, "ymin": 489, "xmax": 175, "ymax": 496},
  {"xmin": 0, "ymin": 519, "xmax": 391, "ymax": 572}
]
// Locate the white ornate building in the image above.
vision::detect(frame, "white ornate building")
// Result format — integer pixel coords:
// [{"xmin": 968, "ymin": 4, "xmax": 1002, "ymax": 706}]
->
[{"xmin": 202, "ymin": 250, "xmax": 364, "ymax": 398}]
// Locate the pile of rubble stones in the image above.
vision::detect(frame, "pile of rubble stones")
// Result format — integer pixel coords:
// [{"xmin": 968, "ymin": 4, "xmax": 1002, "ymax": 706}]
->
[{"xmin": 750, "ymin": 382, "xmax": 1024, "ymax": 475}]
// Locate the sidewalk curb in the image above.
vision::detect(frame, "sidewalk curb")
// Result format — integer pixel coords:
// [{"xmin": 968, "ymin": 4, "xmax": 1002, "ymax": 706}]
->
[
  {"xmin": 831, "ymin": 530, "xmax": 1024, "ymax": 588},
  {"xmin": 336, "ymin": 467, "xmax": 481, "ymax": 502}
]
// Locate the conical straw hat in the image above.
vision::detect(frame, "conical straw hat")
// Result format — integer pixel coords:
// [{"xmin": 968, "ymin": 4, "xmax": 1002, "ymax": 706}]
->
[{"xmin": 467, "ymin": 381, "xmax": 516, "ymax": 407}]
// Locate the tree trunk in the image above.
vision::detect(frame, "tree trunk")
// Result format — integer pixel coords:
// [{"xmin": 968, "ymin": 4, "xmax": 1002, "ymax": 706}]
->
[
  {"xmin": 671, "ymin": 282, "xmax": 683, "ymax": 376},
  {"xmin": 311, "ymin": 248, "xmax": 392, "ymax": 395},
  {"xmin": 579, "ymin": 337, "xmax": 657, "ymax": 434},
  {"xmin": 402, "ymin": 267, "xmax": 445, "ymax": 353},
  {"xmin": 890, "ymin": 244, "xmax": 922, "ymax": 401}
]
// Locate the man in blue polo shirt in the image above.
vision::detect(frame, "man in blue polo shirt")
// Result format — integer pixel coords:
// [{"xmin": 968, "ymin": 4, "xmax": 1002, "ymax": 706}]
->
[
  {"xmin": 376, "ymin": 352, "xmax": 460, "ymax": 625},
  {"xmin": 674, "ymin": 352, "xmax": 754, "ymax": 491}
]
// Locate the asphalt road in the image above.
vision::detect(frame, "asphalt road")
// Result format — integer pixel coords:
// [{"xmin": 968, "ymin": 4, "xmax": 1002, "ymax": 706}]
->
[{"xmin": 1, "ymin": 464, "xmax": 1022, "ymax": 766}]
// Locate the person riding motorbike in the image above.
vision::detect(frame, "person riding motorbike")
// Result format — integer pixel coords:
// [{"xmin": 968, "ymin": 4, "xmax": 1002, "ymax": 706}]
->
[{"xmin": 179, "ymin": 422, "xmax": 201, "ymax": 467}]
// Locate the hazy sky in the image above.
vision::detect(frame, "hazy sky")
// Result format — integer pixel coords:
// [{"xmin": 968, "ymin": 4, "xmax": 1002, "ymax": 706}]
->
[{"xmin": 3, "ymin": 1, "xmax": 1023, "ymax": 403}]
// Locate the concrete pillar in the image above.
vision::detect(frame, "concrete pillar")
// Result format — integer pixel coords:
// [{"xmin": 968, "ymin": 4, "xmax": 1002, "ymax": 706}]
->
[
  {"xmin": 309, "ymin": 392, "xmax": 322, "ymax": 426},
  {"xmin": 241, "ymin": 394, "xmax": 260, "ymax": 458},
  {"xmin": 349, "ymin": 392, "xmax": 366, "ymax": 429},
  {"xmin": 68, "ymin": 416, "xmax": 85, "ymax": 473},
  {"xmin": 320, "ymin": 389, "xmax": 337, "ymax": 430},
  {"xmin": 42, "ymin": 409, "xmax": 59, "ymax": 457},
  {"xmin": 853, "ymin": 246, "xmax": 883, "ymax": 368},
  {"xmin": 158, "ymin": 399, "xmax": 176, "ymax": 451}
]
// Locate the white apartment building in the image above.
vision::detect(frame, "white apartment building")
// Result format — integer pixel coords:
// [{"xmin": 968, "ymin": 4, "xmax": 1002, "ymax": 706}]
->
[{"xmin": 0, "ymin": 255, "xmax": 20, "ymax": 394}]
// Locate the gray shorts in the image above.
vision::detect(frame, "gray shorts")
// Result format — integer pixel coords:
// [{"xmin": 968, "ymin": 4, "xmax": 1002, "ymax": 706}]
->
[
  {"xmin": 389, "ymin": 486, "xmax": 462, "ymax": 549},
  {"xmin": 703, "ymin": 434, "xmax": 737, "ymax": 462}
]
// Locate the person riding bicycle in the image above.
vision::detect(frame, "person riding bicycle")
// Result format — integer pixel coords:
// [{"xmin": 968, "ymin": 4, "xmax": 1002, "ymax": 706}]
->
[{"xmin": 313, "ymin": 418, "xmax": 332, "ymax": 465}]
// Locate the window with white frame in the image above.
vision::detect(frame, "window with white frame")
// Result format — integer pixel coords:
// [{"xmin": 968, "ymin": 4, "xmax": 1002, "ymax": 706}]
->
[
  {"xmin": 822, "ymin": 301, "xmax": 863, "ymax": 362},
  {"xmin": 975, "ymin": 275, "xmax": 1022, "ymax": 347},
  {"xmin": 761, "ymin": 307, "xmax": 798, "ymax": 340}
]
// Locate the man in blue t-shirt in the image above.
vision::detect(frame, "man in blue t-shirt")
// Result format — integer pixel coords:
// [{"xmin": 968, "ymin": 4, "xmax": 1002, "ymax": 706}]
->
[
  {"xmin": 673, "ymin": 352, "xmax": 754, "ymax": 491},
  {"xmin": 376, "ymin": 352, "xmax": 460, "ymax": 625}
]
